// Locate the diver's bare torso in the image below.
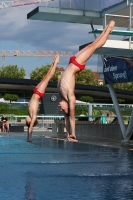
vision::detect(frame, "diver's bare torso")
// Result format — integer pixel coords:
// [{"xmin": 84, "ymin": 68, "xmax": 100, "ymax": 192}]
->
[
  {"xmin": 58, "ymin": 64, "xmax": 79, "ymax": 101},
  {"xmin": 28, "ymin": 94, "xmax": 40, "ymax": 118}
]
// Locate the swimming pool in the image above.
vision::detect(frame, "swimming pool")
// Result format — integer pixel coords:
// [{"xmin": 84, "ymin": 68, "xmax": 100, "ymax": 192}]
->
[{"xmin": 0, "ymin": 133, "xmax": 133, "ymax": 200}]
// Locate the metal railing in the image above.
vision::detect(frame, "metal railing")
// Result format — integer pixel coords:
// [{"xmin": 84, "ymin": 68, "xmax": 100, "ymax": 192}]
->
[
  {"xmin": 13, "ymin": 115, "xmax": 65, "ymax": 129},
  {"xmin": 10, "ymin": 114, "xmax": 130, "ymax": 128},
  {"xmin": 47, "ymin": 0, "xmax": 124, "ymax": 12}
]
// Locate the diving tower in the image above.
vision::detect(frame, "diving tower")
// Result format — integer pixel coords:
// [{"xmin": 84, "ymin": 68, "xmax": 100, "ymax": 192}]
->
[
  {"xmin": 27, "ymin": 0, "xmax": 133, "ymax": 144},
  {"xmin": 27, "ymin": 0, "xmax": 133, "ymax": 57},
  {"xmin": 27, "ymin": 0, "xmax": 133, "ymax": 27}
]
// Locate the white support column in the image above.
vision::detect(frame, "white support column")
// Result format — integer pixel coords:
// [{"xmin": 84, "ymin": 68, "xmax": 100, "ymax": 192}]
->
[
  {"xmin": 88, "ymin": 104, "xmax": 92, "ymax": 121},
  {"xmin": 108, "ymin": 84, "xmax": 126, "ymax": 139}
]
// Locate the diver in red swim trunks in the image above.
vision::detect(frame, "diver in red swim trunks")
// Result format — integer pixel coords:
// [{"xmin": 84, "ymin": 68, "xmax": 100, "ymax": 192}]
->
[
  {"xmin": 26, "ymin": 54, "xmax": 60, "ymax": 142},
  {"xmin": 58, "ymin": 21, "xmax": 115, "ymax": 142}
]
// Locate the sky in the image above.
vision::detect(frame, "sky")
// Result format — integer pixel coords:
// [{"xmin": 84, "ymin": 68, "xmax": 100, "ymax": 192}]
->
[{"xmin": 0, "ymin": 0, "xmax": 106, "ymax": 78}]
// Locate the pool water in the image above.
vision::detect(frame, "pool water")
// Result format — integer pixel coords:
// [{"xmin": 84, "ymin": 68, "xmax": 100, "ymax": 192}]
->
[{"xmin": 0, "ymin": 133, "xmax": 133, "ymax": 200}]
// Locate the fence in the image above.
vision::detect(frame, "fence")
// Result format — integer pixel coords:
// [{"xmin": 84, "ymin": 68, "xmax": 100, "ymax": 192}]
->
[
  {"xmin": 8, "ymin": 114, "xmax": 130, "ymax": 129},
  {"xmin": 0, "ymin": 114, "xmax": 129, "ymax": 140},
  {"xmin": 13, "ymin": 115, "xmax": 65, "ymax": 129}
]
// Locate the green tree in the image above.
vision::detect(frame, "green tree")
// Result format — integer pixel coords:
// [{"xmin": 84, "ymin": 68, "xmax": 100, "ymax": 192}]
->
[
  {"xmin": 4, "ymin": 94, "xmax": 19, "ymax": 104},
  {"xmin": 0, "ymin": 65, "xmax": 25, "ymax": 78},
  {"xmin": 30, "ymin": 65, "xmax": 60, "ymax": 81},
  {"xmin": 117, "ymin": 98, "xmax": 125, "ymax": 103},
  {"xmin": 101, "ymin": 81, "xmax": 133, "ymax": 91},
  {"xmin": 0, "ymin": 104, "xmax": 28, "ymax": 115},
  {"xmin": 80, "ymin": 96, "xmax": 93, "ymax": 103},
  {"xmin": 75, "ymin": 106, "xmax": 102, "ymax": 116},
  {"xmin": 75, "ymin": 106, "xmax": 88, "ymax": 116},
  {"xmin": 75, "ymin": 69, "xmax": 99, "ymax": 85},
  {"xmin": 109, "ymin": 82, "xmax": 133, "ymax": 91}
]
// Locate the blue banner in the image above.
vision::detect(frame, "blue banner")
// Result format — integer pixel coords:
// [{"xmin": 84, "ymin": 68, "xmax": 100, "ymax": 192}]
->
[{"xmin": 103, "ymin": 56, "xmax": 133, "ymax": 84}]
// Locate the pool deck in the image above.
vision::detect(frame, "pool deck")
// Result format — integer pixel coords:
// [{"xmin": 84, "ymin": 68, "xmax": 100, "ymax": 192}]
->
[
  {"xmin": 1, "ymin": 128, "xmax": 132, "ymax": 151},
  {"xmin": 34, "ymin": 129, "xmax": 133, "ymax": 150},
  {"xmin": 33, "ymin": 130, "xmax": 133, "ymax": 151}
]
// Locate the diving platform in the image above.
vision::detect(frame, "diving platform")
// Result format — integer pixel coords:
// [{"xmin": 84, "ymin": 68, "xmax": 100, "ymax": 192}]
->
[
  {"xmin": 89, "ymin": 29, "xmax": 133, "ymax": 37},
  {"xmin": 95, "ymin": 39, "xmax": 133, "ymax": 57},
  {"xmin": 27, "ymin": 0, "xmax": 133, "ymax": 28},
  {"xmin": 79, "ymin": 40, "xmax": 133, "ymax": 58},
  {"xmin": 27, "ymin": 6, "xmax": 103, "ymax": 25}
]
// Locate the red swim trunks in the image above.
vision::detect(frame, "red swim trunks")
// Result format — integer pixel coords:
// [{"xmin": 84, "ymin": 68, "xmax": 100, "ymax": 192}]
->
[
  {"xmin": 69, "ymin": 56, "xmax": 85, "ymax": 71},
  {"xmin": 33, "ymin": 88, "xmax": 45, "ymax": 98}
]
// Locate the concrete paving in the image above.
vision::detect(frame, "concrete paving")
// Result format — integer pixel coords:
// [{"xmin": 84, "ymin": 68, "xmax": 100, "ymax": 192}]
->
[
  {"xmin": 1, "ymin": 127, "xmax": 133, "ymax": 151},
  {"xmin": 29, "ymin": 128, "xmax": 133, "ymax": 151}
]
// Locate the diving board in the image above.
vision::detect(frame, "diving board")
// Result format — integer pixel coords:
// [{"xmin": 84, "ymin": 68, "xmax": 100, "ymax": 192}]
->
[
  {"xmin": 89, "ymin": 29, "xmax": 133, "ymax": 37},
  {"xmin": 80, "ymin": 40, "xmax": 133, "ymax": 57},
  {"xmin": 27, "ymin": 6, "xmax": 103, "ymax": 25}
]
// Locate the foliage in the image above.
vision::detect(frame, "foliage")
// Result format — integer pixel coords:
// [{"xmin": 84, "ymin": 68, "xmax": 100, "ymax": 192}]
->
[
  {"xmin": 117, "ymin": 98, "xmax": 125, "ymax": 103},
  {"xmin": 75, "ymin": 69, "xmax": 99, "ymax": 85},
  {"xmin": 75, "ymin": 106, "xmax": 102, "ymax": 116},
  {"xmin": 113, "ymin": 109, "xmax": 131, "ymax": 117},
  {"xmin": 102, "ymin": 82, "xmax": 133, "ymax": 91},
  {"xmin": 0, "ymin": 104, "xmax": 28, "ymax": 115},
  {"xmin": 0, "ymin": 104, "xmax": 9, "ymax": 114},
  {"xmin": 4, "ymin": 94, "xmax": 19, "ymax": 103},
  {"xmin": 92, "ymin": 109, "xmax": 102, "ymax": 116},
  {"xmin": 113, "ymin": 82, "xmax": 133, "ymax": 91},
  {"xmin": 80, "ymin": 96, "xmax": 93, "ymax": 103},
  {"xmin": 6, "ymin": 108, "xmax": 28, "ymax": 115},
  {"xmin": 101, "ymin": 81, "xmax": 133, "ymax": 92},
  {"xmin": 121, "ymin": 110, "xmax": 131, "ymax": 122},
  {"xmin": 75, "ymin": 106, "xmax": 88, "ymax": 116},
  {"xmin": 30, "ymin": 65, "xmax": 60, "ymax": 81},
  {"xmin": 0, "ymin": 65, "xmax": 25, "ymax": 78}
]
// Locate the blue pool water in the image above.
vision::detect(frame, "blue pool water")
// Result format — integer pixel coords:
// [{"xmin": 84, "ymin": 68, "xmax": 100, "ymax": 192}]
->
[{"xmin": 0, "ymin": 133, "xmax": 133, "ymax": 200}]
